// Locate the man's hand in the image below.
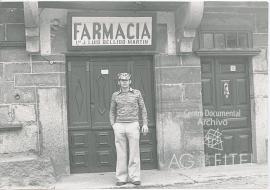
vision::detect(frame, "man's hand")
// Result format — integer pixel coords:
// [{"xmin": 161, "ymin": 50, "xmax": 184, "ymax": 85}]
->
[{"xmin": 141, "ymin": 125, "xmax": 149, "ymax": 135}]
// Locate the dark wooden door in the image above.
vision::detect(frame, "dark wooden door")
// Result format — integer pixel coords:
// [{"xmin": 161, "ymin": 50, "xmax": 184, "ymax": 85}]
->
[
  {"xmin": 201, "ymin": 57, "xmax": 252, "ymax": 166},
  {"xmin": 67, "ymin": 56, "xmax": 157, "ymax": 173}
]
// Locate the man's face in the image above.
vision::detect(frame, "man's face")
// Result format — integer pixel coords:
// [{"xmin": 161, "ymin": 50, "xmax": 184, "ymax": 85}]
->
[{"xmin": 119, "ymin": 79, "xmax": 131, "ymax": 88}]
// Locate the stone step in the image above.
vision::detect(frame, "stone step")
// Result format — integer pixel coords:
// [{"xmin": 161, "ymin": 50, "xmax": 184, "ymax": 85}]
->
[{"xmin": 0, "ymin": 152, "xmax": 56, "ymax": 188}]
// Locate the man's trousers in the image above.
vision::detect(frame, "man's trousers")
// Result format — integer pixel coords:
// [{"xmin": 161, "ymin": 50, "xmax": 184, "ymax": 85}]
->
[{"xmin": 112, "ymin": 122, "xmax": 141, "ymax": 182}]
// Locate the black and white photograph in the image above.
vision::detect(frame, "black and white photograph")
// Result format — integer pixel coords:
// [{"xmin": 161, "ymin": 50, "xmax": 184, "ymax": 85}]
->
[{"xmin": 0, "ymin": 0, "xmax": 268, "ymax": 189}]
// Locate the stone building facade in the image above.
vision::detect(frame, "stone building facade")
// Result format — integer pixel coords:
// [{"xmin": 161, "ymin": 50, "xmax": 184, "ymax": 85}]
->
[{"xmin": 0, "ymin": 1, "xmax": 268, "ymax": 182}]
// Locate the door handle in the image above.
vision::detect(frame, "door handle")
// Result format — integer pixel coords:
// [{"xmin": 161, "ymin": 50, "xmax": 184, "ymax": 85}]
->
[{"xmin": 223, "ymin": 81, "xmax": 230, "ymax": 99}]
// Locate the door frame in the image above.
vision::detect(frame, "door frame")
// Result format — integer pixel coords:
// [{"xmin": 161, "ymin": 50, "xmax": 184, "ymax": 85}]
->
[{"xmin": 65, "ymin": 52, "xmax": 158, "ymax": 172}]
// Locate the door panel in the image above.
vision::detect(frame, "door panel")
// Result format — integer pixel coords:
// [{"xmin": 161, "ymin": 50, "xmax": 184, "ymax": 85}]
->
[
  {"xmin": 68, "ymin": 60, "xmax": 91, "ymax": 129},
  {"xmin": 90, "ymin": 58, "xmax": 130, "ymax": 129},
  {"xmin": 67, "ymin": 59, "xmax": 92, "ymax": 173},
  {"xmin": 201, "ymin": 58, "xmax": 216, "ymax": 116},
  {"xmin": 67, "ymin": 56, "xmax": 157, "ymax": 173},
  {"xmin": 140, "ymin": 128, "xmax": 156, "ymax": 169},
  {"xmin": 202, "ymin": 79, "xmax": 214, "ymax": 106},
  {"xmin": 69, "ymin": 130, "xmax": 91, "ymax": 173},
  {"xmin": 201, "ymin": 57, "xmax": 252, "ymax": 166},
  {"xmin": 236, "ymin": 79, "xmax": 248, "ymax": 105},
  {"xmin": 131, "ymin": 56, "xmax": 157, "ymax": 169},
  {"xmin": 132, "ymin": 57, "xmax": 155, "ymax": 126},
  {"xmin": 89, "ymin": 57, "xmax": 130, "ymax": 172}
]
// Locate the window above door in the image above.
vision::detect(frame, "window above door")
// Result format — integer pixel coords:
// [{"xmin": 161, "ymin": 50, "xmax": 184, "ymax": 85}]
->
[
  {"xmin": 196, "ymin": 27, "xmax": 260, "ymax": 56},
  {"xmin": 199, "ymin": 30, "xmax": 251, "ymax": 49}
]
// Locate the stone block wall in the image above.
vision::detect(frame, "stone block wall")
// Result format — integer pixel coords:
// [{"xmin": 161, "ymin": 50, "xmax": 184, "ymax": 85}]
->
[
  {"xmin": 249, "ymin": 4, "xmax": 268, "ymax": 163},
  {"xmin": 30, "ymin": 54, "xmax": 69, "ymax": 176},
  {"xmin": 155, "ymin": 55, "xmax": 204, "ymax": 169},
  {"xmin": 0, "ymin": 152, "xmax": 56, "ymax": 188},
  {"xmin": 0, "ymin": 48, "xmax": 38, "ymax": 154},
  {"xmin": 202, "ymin": 1, "xmax": 268, "ymax": 163},
  {"xmin": 153, "ymin": 7, "xmax": 205, "ymax": 170},
  {"xmin": 0, "ymin": 46, "xmax": 69, "ymax": 176}
]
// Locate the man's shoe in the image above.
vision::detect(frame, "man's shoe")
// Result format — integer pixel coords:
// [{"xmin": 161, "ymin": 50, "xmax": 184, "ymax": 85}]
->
[
  {"xmin": 116, "ymin": 182, "xmax": 127, "ymax": 186},
  {"xmin": 131, "ymin": 181, "xmax": 141, "ymax": 186}
]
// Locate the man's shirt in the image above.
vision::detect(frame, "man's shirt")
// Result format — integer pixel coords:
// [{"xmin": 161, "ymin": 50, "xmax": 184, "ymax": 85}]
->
[{"xmin": 109, "ymin": 88, "xmax": 148, "ymax": 126}]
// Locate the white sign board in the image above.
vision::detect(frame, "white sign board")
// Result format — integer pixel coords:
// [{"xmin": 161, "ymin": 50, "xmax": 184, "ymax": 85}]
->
[
  {"xmin": 72, "ymin": 17, "xmax": 152, "ymax": 46},
  {"xmin": 101, "ymin": 69, "xmax": 109, "ymax": 75}
]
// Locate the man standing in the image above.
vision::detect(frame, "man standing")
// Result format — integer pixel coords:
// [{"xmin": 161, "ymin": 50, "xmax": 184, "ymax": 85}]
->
[{"xmin": 110, "ymin": 72, "xmax": 148, "ymax": 186}]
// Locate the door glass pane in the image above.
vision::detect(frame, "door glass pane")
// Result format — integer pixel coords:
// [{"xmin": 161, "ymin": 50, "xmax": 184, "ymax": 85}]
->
[
  {"xmin": 214, "ymin": 33, "xmax": 225, "ymax": 48},
  {"xmin": 226, "ymin": 33, "xmax": 237, "ymax": 48},
  {"xmin": 203, "ymin": 33, "xmax": 214, "ymax": 49},
  {"xmin": 238, "ymin": 33, "xmax": 248, "ymax": 48}
]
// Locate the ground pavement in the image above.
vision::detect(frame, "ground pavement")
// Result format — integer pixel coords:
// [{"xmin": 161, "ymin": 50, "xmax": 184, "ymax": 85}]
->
[{"xmin": 1, "ymin": 163, "xmax": 268, "ymax": 189}]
